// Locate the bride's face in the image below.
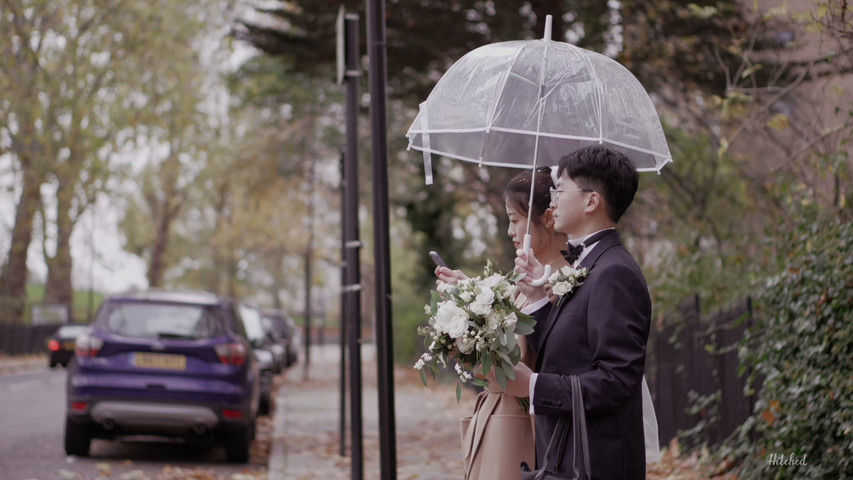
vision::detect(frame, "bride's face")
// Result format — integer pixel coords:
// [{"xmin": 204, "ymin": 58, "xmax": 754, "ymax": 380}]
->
[{"xmin": 505, "ymin": 201, "xmax": 550, "ymax": 256}]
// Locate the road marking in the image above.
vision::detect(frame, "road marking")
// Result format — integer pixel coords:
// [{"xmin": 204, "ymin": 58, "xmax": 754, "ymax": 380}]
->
[{"xmin": 8, "ymin": 379, "xmax": 42, "ymax": 392}]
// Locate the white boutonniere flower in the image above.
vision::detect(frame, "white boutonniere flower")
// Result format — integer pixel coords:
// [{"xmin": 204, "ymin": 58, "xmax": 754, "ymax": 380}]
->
[{"xmin": 547, "ymin": 265, "xmax": 588, "ymax": 305}]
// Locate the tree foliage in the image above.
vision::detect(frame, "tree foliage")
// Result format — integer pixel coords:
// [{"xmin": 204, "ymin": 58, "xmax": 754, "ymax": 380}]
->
[{"xmin": 0, "ymin": 0, "xmax": 231, "ymax": 322}]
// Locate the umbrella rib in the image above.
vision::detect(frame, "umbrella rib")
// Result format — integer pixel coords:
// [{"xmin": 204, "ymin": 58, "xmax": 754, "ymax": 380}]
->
[
  {"xmin": 583, "ymin": 54, "xmax": 604, "ymax": 143},
  {"xmin": 480, "ymin": 44, "xmax": 526, "ymax": 164}
]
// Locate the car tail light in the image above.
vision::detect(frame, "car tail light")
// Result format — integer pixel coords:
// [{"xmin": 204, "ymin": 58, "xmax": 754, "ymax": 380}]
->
[
  {"xmin": 215, "ymin": 343, "xmax": 247, "ymax": 366},
  {"xmin": 70, "ymin": 401, "xmax": 88, "ymax": 413},
  {"xmin": 222, "ymin": 409, "xmax": 243, "ymax": 419},
  {"xmin": 75, "ymin": 334, "xmax": 104, "ymax": 358},
  {"xmin": 48, "ymin": 339, "xmax": 60, "ymax": 351}
]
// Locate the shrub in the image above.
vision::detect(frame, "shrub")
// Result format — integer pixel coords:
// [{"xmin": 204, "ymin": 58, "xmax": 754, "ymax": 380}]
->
[{"xmin": 721, "ymin": 218, "xmax": 852, "ymax": 479}]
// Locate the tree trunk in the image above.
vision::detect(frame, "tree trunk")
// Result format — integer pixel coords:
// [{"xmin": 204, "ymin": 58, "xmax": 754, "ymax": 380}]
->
[
  {"xmin": 147, "ymin": 207, "xmax": 173, "ymax": 288},
  {"xmin": 269, "ymin": 249, "xmax": 286, "ymax": 310},
  {"xmin": 45, "ymin": 177, "xmax": 76, "ymax": 321},
  {"xmin": 0, "ymin": 163, "xmax": 43, "ymax": 325}
]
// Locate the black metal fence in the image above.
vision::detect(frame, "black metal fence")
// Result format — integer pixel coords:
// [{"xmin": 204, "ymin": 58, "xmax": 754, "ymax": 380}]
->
[
  {"xmin": 0, "ymin": 324, "xmax": 61, "ymax": 355},
  {"xmin": 647, "ymin": 295, "xmax": 756, "ymax": 448}
]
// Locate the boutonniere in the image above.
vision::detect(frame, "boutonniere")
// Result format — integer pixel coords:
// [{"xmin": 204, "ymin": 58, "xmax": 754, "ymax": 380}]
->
[{"xmin": 547, "ymin": 266, "xmax": 588, "ymax": 306}]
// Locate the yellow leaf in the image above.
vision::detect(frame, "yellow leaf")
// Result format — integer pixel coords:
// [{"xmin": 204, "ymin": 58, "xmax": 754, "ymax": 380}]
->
[{"xmin": 767, "ymin": 114, "xmax": 790, "ymax": 130}]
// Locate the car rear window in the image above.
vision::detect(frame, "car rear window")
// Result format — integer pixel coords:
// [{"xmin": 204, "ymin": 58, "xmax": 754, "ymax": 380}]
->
[
  {"xmin": 98, "ymin": 301, "xmax": 224, "ymax": 340},
  {"xmin": 238, "ymin": 306, "xmax": 265, "ymax": 342}
]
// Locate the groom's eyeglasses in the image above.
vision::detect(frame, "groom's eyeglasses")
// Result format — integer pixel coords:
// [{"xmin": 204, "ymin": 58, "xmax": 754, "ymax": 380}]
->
[{"xmin": 549, "ymin": 187, "xmax": 593, "ymax": 202}]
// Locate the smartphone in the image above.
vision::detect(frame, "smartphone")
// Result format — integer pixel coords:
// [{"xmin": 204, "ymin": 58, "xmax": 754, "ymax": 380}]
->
[{"xmin": 429, "ymin": 250, "xmax": 448, "ymax": 269}]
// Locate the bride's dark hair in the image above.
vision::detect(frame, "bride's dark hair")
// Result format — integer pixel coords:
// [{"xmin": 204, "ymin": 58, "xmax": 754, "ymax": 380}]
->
[{"xmin": 503, "ymin": 168, "xmax": 554, "ymax": 225}]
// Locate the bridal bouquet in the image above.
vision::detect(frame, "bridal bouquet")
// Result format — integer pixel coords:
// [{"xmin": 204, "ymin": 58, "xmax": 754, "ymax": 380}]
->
[{"xmin": 414, "ymin": 261, "xmax": 535, "ymax": 400}]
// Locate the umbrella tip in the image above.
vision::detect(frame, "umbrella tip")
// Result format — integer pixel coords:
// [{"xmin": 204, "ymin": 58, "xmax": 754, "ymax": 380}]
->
[{"xmin": 544, "ymin": 15, "xmax": 552, "ymax": 41}]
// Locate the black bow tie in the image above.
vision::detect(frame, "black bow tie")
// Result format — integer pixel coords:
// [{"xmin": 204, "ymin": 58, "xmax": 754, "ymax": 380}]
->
[
  {"xmin": 560, "ymin": 230, "xmax": 615, "ymax": 265},
  {"xmin": 561, "ymin": 243, "xmax": 585, "ymax": 265}
]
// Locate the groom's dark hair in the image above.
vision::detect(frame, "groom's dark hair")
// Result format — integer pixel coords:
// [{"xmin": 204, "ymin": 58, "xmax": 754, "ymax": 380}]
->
[{"xmin": 557, "ymin": 145, "xmax": 638, "ymax": 223}]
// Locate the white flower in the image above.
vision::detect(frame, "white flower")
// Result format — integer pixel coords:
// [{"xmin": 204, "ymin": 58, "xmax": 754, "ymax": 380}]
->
[
  {"xmin": 487, "ymin": 311, "xmax": 505, "ymax": 332},
  {"xmin": 503, "ymin": 312, "xmax": 518, "ymax": 329},
  {"xmin": 547, "ymin": 267, "xmax": 588, "ymax": 301},
  {"xmin": 475, "ymin": 287, "xmax": 495, "ymax": 305},
  {"xmin": 434, "ymin": 301, "xmax": 470, "ymax": 339},
  {"xmin": 552, "ymin": 281, "xmax": 571, "ymax": 296},
  {"xmin": 423, "ymin": 304, "xmax": 432, "ymax": 315},
  {"xmin": 455, "ymin": 336, "xmax": 474, "ymax": 355},
  {"xmin": 436, "ymin": 282, "xmax": 455, "ymax": 294},
  {"xmin": 414, "ymin": 359, "xmax": 425, "ymax": 370},
  {"xmin": 470, "ymin": 301, "xmax": 492, "ymax": 316},
  {"xmin": 459, "ymin": 291, "xmax": 474, "ymax": 303},
  {"xmin": 479, "ymin": 273, "xmax": 503, "ymax": 290}
]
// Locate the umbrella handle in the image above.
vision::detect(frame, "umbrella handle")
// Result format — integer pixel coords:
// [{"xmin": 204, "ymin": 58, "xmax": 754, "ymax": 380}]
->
[{"xmin": 523, "ymin": 234, "xmax": 552, "ymax": 287}]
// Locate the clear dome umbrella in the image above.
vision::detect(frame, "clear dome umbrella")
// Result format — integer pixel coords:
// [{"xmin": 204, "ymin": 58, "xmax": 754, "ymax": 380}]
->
[{"xmin": 407, "ymin": 15, "xmax": 672, "ymax": 284}]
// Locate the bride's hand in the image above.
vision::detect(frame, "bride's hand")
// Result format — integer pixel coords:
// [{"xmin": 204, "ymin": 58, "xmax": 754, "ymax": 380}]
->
[
  {"xmin": 435, "ymin": 266, "xmax": 468, "ymax": 286},
  {"xmin": 513, "ymin": 249, "xmax": 547, "ymax": 302}
]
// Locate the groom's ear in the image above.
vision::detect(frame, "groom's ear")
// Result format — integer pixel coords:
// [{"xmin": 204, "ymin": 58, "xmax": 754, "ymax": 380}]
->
[{"xmin": 584, "ymin": 191, "xmax": 605, "ymax": 216}]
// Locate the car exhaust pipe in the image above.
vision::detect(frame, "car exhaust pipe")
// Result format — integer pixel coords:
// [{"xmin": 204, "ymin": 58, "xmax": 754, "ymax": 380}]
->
[{"xmin": 102, "ymin": 418, "xmax": 116, "ymax": 431}]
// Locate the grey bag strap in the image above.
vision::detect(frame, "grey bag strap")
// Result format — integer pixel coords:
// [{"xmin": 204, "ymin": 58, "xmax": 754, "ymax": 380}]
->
[
  {"xmin": 570, "ymin": 375, "xmax": 591, "ymax": 479},
  {"xmin": 535, "ymin": 375, "xmax": 591, "ymax": 479}
]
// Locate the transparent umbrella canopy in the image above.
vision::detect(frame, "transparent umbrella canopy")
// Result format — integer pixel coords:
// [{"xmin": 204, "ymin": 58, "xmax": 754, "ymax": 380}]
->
[
  {"xmin": 406, "ymin": 16, "xmax": 672, "ymax": 185},
  {"xmin": 407, "ymin": 15, "xmax": 672, "ymax": 285}
]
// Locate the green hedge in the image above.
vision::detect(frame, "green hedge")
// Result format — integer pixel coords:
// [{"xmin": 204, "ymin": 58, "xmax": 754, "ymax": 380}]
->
[{"xmin": 721, "ymin": 218, "xmax": 852, "ymax": 479}]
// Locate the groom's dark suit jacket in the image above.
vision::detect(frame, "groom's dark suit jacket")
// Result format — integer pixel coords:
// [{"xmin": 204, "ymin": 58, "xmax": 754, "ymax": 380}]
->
[{"xmin": 527, "ymin": 230, "xmax": 651, "ymax": 479}]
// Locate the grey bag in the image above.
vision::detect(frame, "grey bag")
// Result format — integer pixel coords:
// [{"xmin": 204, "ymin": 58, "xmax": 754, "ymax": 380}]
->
[{"xmin": 520, "ymin": 375, "xmax": 590, "ymax": 480}]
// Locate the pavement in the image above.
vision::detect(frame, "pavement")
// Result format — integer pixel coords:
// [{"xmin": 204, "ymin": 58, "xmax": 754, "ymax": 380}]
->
[{"xmin": 268, "ymin": 342, "xmax": 474, "ymax": 479}]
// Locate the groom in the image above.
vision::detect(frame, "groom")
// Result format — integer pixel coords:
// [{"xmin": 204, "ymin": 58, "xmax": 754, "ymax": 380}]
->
[{"xmin": 507, "ymin": 145, "xmax": 651, "ymax": 479}]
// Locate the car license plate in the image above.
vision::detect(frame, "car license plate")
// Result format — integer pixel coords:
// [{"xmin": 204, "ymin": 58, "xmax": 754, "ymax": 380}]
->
[
  {"xmin": 134, "ymin": 352, "xmax": 186, "ymax": 370},
  {"xmin": 63, "ymin": 341, "xmax": 75, "ymax": 350}
]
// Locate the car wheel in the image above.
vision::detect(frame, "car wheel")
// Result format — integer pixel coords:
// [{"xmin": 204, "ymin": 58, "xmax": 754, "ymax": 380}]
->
[
  {"xmin": 49, "ymin": 360, "xmax": 57, "ymax": 368},
  {"xmin": 224, "ymin": 424, "xmax": 252, "ymax": 463},
  {"xmin": 64, "ymin": 417, "xmax": 91, "ymax": 457}
]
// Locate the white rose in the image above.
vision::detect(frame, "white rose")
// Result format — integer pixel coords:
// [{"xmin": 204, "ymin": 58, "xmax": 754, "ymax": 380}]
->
[
  {"xmin": 434, "ymin": 301, "xmax": 468, "ymax": 336},
  {"xmin": 475, "ymin": 287, "xmax": 495, "ymax": 305},
  {"xmin": 503, "ymin": 284, "xmax": 518, "ymax": 300},
  {"xmin": 447, "ymin": 315, "xmax": 469, "ymax": 339},
  {"xmin": 560, "ymin": 266, "xmax": 575, "ymax": 276},
  {"xmin": 552, "ymin": 281, "xmax": 571, "ymax": 296},
  {"xmin": 470, "ymin": 301, "xmax": 492, "ymax": 316},
  {"xmin": 479, "ymin": 274, "xmax": 503, "ymax": 289},
  {"xmin": 459, "ymin": 291, "xmax": 474, "ymax": 303}
]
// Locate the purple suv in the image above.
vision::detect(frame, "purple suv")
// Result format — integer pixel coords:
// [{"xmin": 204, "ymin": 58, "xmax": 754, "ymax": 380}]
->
[{"xmin": 64, "ymin": 290, "xmax": 260, "ymax": 463}]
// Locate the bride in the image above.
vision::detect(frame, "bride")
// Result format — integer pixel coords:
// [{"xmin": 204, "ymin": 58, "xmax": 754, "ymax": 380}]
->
[{"xmin": 435, "ymin": 168, "xmax": 659, "ymax": 479}]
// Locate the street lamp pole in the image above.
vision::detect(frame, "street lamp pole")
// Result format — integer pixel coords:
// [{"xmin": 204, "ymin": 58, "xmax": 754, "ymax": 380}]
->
[{"xmin": 366, "ymin": 0, "xmax": 397, "ymax": 479}]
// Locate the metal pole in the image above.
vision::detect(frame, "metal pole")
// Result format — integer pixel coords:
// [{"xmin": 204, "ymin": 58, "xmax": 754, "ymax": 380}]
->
[
  {"xmin": 365, "ymin": 1, "xmax": 396, "ymax": 478},
  {"xmin": 338, "ymin": 150, "xmax": 349, "ymax": 458},
  {"xmin": 343, "ymin": 13, "xmax": 364, "ymax": 480},
  {"xmin": 302, "ymin": 169, "xmax": 315, "ymax": 381}
]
